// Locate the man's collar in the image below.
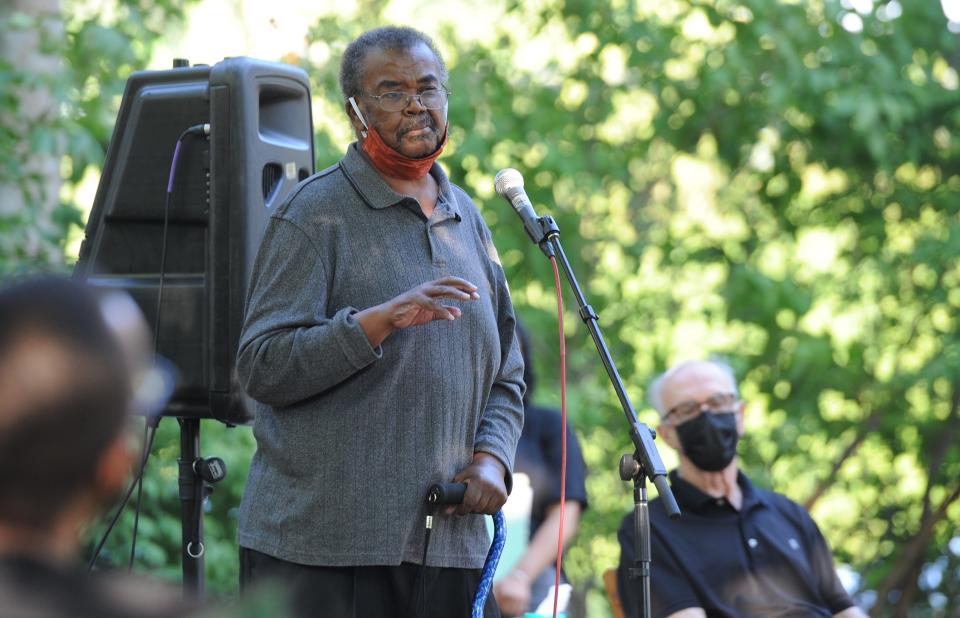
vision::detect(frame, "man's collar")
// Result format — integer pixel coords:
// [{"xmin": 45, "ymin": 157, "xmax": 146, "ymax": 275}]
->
[
  {"xmin": 340, "ymin": 142, "xmax": 457, "ymax": 216},
  {"xmin": 667, "ymin": 469, "xmax": 767, "ymax": 513}
]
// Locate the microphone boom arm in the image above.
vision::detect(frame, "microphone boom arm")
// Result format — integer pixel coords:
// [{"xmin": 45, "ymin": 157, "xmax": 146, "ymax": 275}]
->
[
  {"xmin": 535, "ymin": 214, "xmax": 677, "ymax": 618},
  {"xmin": 536, "ymin": 215, "xmax": 678, "ymax": 513},
  {"xmin": 495, "ymin": 166, "xmax": 677, "ymax": 618}
]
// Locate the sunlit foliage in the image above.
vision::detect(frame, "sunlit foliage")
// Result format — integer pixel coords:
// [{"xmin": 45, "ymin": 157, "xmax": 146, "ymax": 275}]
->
[{"xmin": 2, "ymin": 0, "xmax": 958, "ymax": 616}]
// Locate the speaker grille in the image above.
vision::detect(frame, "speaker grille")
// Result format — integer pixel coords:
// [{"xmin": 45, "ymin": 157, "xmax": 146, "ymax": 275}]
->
[{"xmin": 262, "ymin": 162, "xmax": 282, "ymax": 205}]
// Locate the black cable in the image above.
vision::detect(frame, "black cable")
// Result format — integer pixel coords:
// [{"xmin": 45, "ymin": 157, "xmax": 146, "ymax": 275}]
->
[
  {"xmin": 129, "ymin": 122, "xmax": 208, "ymax": 568},
  {"xmin": 412, "ymin": 508, "xmax": 435, "ymax": 618},
  {"xmin": 152, "ymin": 123, "xmax": 208, "ymax": 361},
  {"xmin": 87, "ymin": 123, "xmax": 208, "ymax": 571},
  {"xmin": 128, "ymin": 420, "xmax": 151, "ymax": 570},
  {"xmin": 88, "ymin": 423, "xmax": 158, "ymax": 570}
]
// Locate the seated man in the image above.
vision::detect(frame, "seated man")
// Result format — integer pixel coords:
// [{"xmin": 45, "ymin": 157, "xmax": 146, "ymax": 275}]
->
[
  {"xmin": 0, "ymin": 276, "xmax": 200, "ymax": 617},
  {"xmin": 617, "ymin": 359, "xmax": 867, "ymax": 618}
]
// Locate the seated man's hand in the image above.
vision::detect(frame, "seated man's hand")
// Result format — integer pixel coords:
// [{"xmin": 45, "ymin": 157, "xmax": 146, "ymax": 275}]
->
[
  {"xmin": 494, "ymin": 570, "xmax": 532, "ymax": 617},
  {"xmin": 451, "ymin": 452, "xmax": 507, "ymax": 515}
]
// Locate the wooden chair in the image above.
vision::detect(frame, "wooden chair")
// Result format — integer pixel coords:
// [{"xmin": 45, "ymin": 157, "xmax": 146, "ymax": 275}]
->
[{"xmin": 603, "ymin": 567, "xmax": 626, "ymax": 618}]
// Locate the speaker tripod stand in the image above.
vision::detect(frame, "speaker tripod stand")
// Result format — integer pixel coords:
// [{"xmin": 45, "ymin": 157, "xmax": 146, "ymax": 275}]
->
[{"xmin": 175, "ymin": 417, "xmax": 226, "ymax": 598}]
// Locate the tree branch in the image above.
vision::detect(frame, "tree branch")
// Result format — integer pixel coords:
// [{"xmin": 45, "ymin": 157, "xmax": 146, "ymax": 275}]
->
[
  {"xmin": 873, "ymin": 482, "xmax": 960, "ymax": 612},
  {"xmin": 803, "ymin": 407, "xmax": 882, "ymax": 511}
]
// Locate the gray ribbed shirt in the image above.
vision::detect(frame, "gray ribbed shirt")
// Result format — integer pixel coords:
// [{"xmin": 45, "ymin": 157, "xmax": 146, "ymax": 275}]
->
[{"xmin": 236, "ymin": 143, "xmax": 525, "ymax": 569}]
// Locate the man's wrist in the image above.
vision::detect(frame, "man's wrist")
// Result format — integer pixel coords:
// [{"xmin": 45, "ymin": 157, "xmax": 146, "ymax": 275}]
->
[
  {"xmin": 356, "ymin": 303, "xmax": 393, "ymax": 347},
  {"xmin": 508, "ymin": 568, "xmax": 531, "ymax": 581},
  {"xmin": 472, "ymin": 451, "xmax": 506, "ymax": 474}
]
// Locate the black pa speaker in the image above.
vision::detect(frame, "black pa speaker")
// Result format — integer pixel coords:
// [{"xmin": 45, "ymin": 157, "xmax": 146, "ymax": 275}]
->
[{"xmin": 75, "ymin": 57, "xmax": 315, "ymax": 424}]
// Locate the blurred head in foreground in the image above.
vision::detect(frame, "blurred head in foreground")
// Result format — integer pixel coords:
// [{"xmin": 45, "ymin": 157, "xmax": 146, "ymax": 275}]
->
[{"xmin": 0, "ymin": 276, "xmax": 149, "ymax": 559}]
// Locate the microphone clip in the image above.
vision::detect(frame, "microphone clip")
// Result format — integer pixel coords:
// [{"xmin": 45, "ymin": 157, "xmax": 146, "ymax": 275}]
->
[{"xmin": 536, "ymin": 215, "xmax": 560, "ymax": 258}]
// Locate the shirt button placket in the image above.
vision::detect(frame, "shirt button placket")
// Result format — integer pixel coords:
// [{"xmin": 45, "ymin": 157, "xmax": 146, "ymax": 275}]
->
[
  {"xmin": 427, "ymin": 222, "xmax": 448, "ymax": 272},
  {"xmin": 741, "ymin": 515, "xmax": 757, "ymax": 570}
]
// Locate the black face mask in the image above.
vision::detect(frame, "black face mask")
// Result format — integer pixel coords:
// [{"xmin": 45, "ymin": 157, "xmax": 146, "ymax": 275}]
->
[{"xmin": 675, "ymin": 411, "xmax": 739, "ymax": 472}]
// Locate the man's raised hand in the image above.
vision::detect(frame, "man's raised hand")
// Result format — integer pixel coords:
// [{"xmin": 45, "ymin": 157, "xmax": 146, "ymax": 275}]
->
[{"xmin": 357, "ymin": 276, "xmax": 480, "ymax": 347}]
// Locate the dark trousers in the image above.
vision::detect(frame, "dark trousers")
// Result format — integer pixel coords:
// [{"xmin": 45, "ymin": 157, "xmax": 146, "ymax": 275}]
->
[{"xmin": 239, "ymin": 546, "xmax": 501, "ymax": 618}]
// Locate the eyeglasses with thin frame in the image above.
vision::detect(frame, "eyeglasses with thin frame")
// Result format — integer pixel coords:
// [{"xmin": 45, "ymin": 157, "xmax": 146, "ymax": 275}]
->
[
  {"xmin": 665, "ymin": 392, "xmax": 739, "ymax": 425},
  {"xmin": 361, "ymin": 88, "xmax": 450, "ymax": 112}
]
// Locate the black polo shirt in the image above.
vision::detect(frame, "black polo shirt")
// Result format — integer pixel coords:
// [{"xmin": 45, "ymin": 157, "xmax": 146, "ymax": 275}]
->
[
  {"xmin": 514, "ymin": 403, "xmax": 589, "ymax": 538},
  {"xmin": 617, "ymin": 470, "xmax": 855, "ymax": 618}
]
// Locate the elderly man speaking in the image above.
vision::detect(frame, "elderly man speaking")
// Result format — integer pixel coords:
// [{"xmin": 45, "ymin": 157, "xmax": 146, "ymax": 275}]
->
[{"xmin": 235, "ymin": 25, "xmax": 524, "ymax": 618}]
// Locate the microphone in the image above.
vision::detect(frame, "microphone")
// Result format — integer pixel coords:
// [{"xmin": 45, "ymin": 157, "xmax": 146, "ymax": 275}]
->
[{"xmin": 494, "ymin": 168, "xmax": 544, "ymax": 245}]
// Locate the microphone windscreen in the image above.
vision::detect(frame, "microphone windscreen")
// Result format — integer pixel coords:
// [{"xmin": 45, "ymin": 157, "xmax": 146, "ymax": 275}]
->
[{"xmin": 494, "ymin": 168, "xmax": 524, "ymax": 198}]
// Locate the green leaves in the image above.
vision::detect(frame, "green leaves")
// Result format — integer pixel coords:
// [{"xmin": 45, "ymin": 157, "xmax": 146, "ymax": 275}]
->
[
  {"xmin": 4, "ymin": 0, "xmax": 957, "ymax": 611},
  {"xmin": 422, "ymin": 0, "xmax": 960, "ymax": 612}
]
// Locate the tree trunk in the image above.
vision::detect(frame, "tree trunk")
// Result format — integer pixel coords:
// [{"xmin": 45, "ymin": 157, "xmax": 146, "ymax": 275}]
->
[
  {"xmin": 0, "ymin": 0, "xmax": 64, "ymax": 267},
  {"xmin": 891, "ymin": 559, "xmax": 923, "ymax": 618},
  {"xmin": 872, "ymin": 482, "xmax": 960, "ymax": 613},
  {"xmin": 872, "ymin": 384, "xmax": 960, "ymax": 614}
]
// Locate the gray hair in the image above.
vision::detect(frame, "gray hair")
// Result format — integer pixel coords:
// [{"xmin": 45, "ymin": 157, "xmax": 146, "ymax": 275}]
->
[
  {"xmin": 648, "ymin": 358, "xmax": 739, "ymax": 418},
  {"xmin": 339, "ymin": 26, "xmax": 448, "ymax": 101}
]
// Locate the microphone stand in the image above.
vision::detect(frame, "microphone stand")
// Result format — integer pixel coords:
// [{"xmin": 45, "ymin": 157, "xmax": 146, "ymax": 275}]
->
[{"xmin": 532, "ymin": 215, "xmax": 680, "ymax": 618}]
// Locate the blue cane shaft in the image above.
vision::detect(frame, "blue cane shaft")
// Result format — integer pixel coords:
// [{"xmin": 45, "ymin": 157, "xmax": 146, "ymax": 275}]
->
[{"xmin": 473, "ymin": 510, "xmax": 506, "ymax": 618}]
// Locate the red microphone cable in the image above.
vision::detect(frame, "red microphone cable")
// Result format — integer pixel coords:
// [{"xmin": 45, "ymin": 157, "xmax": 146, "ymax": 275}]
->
[{"xmin": 550, "ymin": 254, "xmax": 567, "ymax": 618}]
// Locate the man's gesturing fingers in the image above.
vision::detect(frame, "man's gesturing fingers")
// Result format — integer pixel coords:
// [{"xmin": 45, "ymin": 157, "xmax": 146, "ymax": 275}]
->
[
  {"xmin": 384, "ymin": 277, "xmax": 480, "ymax": 330},
  {"xmin": 356, "ymin": 277, "xmax": 481, "ymax": 346},
  {"xmin": 421, "ymin": 277, "xmax": 481, "ymax": 301}
]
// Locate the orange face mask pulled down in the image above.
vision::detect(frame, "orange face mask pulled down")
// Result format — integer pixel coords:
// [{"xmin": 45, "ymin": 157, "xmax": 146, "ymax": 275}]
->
[{"xmin": 349, "ymin": 96, "xmax": 447, "ymax": 181}]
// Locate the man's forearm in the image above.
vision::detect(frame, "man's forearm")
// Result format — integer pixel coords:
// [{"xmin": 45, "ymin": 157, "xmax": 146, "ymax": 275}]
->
[
  {"xmin": 510, "ymin": 502, "xmax": 582, "ymax": 581},
  {"xmin": 238, "ymin": 308, "xmax": 379, "ymax": 407}
]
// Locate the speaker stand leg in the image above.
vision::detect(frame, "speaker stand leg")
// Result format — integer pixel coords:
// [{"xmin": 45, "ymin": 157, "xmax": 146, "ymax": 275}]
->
[{"xmin": 178, "ymin": 417, "xmax": 205, "ymax": 598}]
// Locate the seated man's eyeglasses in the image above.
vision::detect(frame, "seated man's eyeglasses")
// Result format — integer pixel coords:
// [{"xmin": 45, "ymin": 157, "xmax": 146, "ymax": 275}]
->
[
  {"xmin": 362, "ymin": 88, "xmax": 450, "ymax": 112},
  {"xmin": 665, "ymin": 392, "xmax": 739, "ymax": 425}
]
